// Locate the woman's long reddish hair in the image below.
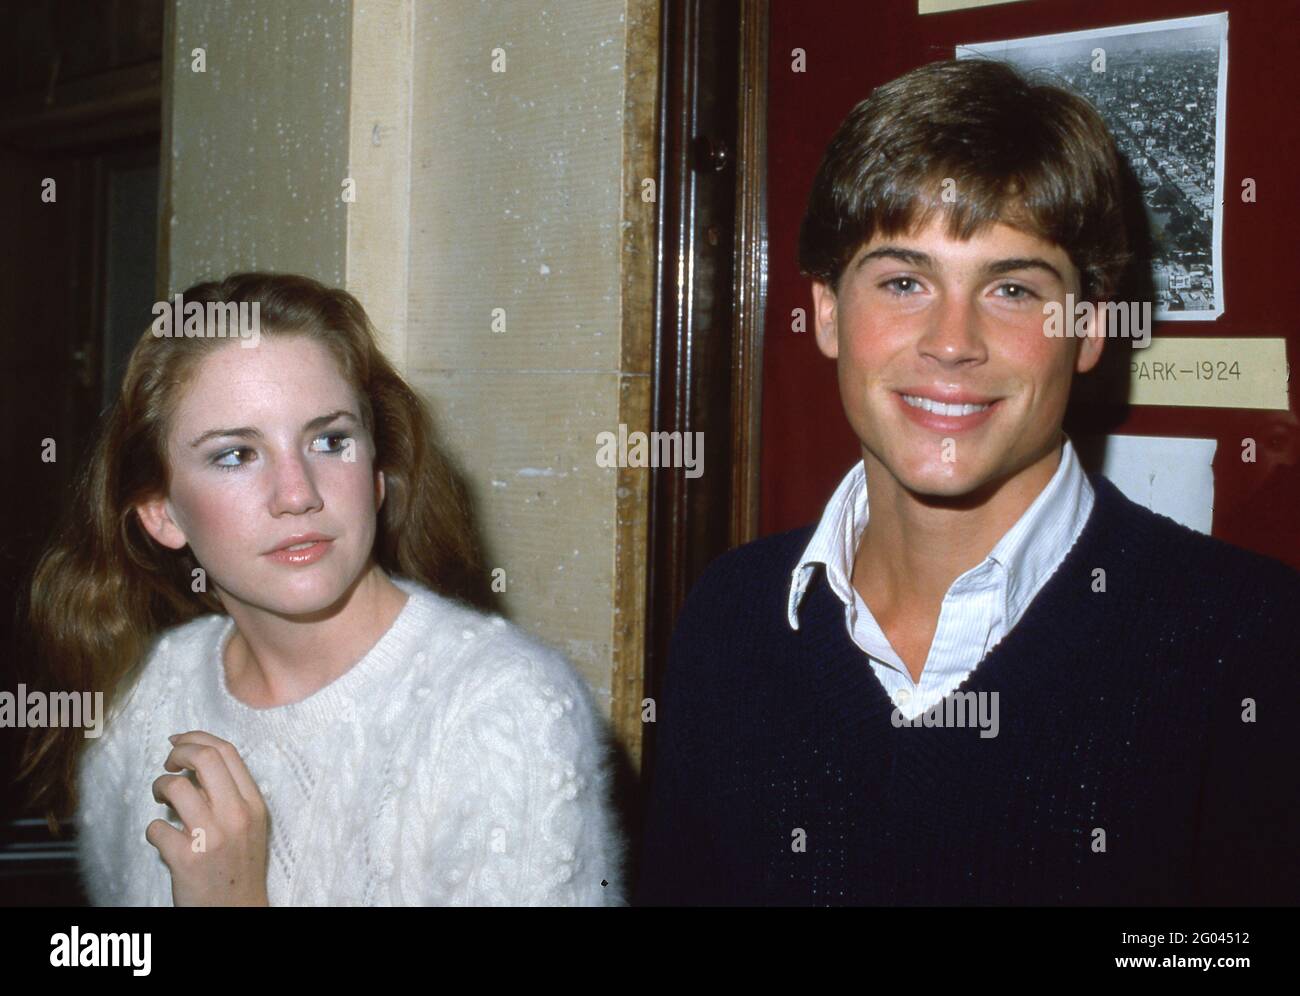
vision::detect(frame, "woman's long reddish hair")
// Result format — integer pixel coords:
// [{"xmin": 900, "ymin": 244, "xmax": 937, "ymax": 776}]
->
[{"xmin": 18, "ymin": 272, "xmax": 487, "ymax": 819}]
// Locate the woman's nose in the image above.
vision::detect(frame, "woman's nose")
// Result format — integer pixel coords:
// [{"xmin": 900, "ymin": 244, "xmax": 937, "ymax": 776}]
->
[{"xmin": 268, "ymin": 453, "xmax": 323, "ymax": 515}]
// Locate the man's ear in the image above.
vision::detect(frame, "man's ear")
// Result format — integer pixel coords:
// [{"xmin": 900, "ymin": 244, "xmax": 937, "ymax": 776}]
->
[
  {"xmin": 375, "ymin": 469, "xmax": 386, "ymax": 510},
  {"xmin": 1076, "ymin": 295, "xmax": 1107, "ymax": 375},
  {"xmin": 811, "ymin": 281, "xmax": 839, "ymax": 360},
  {"xmin": 134, "ymin": 497, "xmax": 189, "ymax": 551}
]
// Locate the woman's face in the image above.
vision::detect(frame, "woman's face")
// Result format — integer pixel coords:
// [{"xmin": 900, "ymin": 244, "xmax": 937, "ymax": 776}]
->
[{"xmin": 136, "ymin": 334, "xmax": 385, "ymax": 618}]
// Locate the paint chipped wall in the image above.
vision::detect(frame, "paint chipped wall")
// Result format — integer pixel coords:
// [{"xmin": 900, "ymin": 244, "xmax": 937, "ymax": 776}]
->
[
  {"xmin": 166, "ymin": 0, "xmax": 352, "ymax": 290},
  {"xmin": 405, "ymin": 0, "xmax": 642, "ymax": 716}
]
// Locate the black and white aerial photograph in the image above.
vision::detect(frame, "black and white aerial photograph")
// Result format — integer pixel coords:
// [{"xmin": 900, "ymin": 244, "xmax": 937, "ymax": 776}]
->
[{"xmin": 958, "ymin": 12, "xmax": 1228, "ymax": 320}]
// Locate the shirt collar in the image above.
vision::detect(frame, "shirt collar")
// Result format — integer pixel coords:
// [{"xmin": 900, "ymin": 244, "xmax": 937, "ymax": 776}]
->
[
  {"xmin": 987, "ymin": 434, "xmax": 1093, "ymax": 623},
  {"xmin": 787, "ymin": 434, "xmax": 1093, "ymax": 630},
  {"xmin": 786, "ymin": 459, "xmax": 867, "ymax": 630}
]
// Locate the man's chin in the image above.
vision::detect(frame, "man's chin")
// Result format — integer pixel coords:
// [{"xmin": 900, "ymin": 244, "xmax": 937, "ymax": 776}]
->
[{"xmin": 890, "ymin": 463, "xmax": 1005, "ymax": 506}]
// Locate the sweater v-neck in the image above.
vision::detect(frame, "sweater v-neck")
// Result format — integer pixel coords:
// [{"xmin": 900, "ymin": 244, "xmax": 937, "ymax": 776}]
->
[
  {"xmin": 208, "ymin": 576, "xmax": 434, "ymax": 746},
  {"xmin": 806, "ymin": 471, "xmax": 1126, "ymax": 740}
]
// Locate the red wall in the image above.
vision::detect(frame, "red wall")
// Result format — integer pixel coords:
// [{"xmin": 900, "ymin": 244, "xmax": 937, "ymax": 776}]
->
[{"xmin": 760, "ymin": 0, "xmax": 1300, "ymax": 570}]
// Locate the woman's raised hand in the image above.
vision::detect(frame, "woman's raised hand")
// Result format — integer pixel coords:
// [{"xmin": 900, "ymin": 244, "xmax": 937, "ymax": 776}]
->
[{"xmin": 146, "ymin": 730, "xmax": 271, "ymax": 906}]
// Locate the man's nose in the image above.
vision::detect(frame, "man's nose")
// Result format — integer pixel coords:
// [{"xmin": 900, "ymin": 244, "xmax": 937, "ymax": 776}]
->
[{"xmin": 917, "ymin": 293, "xmax": 988, "ymax": 364}]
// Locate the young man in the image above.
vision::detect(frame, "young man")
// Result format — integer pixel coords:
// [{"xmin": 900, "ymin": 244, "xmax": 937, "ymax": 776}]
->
[{"xmin": 634, "ymin": 58, "xmax": 1300, "ymax": 906}]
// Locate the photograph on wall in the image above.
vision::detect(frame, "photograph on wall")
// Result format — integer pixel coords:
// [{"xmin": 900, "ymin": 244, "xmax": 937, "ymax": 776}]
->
[{"xmin": 957, "ymin": 12, "xmax": 1228, "ymax": 320}]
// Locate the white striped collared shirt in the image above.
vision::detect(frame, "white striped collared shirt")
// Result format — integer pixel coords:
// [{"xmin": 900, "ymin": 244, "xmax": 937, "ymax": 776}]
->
[{"xmin": 787, "ymin": 434, "xmax": 1094, "ymax": 720}]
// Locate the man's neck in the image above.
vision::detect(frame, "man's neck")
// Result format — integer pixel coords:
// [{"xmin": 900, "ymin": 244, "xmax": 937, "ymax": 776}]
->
[{"xmin": 851, "ymin": 437, "xmax": 1064, "ymax": 619}]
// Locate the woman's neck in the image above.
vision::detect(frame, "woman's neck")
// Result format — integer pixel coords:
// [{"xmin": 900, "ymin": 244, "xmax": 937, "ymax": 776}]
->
[{"xmin": 221, "ymin": 565, "xmax": 410, "ymax": 709}]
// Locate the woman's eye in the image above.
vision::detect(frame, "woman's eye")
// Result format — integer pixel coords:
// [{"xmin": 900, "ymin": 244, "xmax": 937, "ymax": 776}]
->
[
  {"xmin": 212, "ymin": 448, "xmax": 252, "ymax": 471},
  {"xmin": 210, "ymin": 431, "xmax": 351, "ymax": 473},
  {"xmin": 312, "ymin": 432, "xmax": 351, "ymax": 454}
]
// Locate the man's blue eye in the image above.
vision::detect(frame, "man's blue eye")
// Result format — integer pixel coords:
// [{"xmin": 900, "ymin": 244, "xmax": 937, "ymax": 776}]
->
[{"xmin": 997, "ymin": 283, "xmax": 1037, "ymax": 300}]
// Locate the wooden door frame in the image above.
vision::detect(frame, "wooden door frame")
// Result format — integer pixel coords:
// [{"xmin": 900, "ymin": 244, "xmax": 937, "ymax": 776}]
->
[{"xmin": 641, "ymin": 0, "xmax": 768, "ymax": 774}]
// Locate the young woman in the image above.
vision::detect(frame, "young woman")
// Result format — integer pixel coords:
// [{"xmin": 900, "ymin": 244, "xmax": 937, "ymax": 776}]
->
[{"xmin": 20, "ymin": 272, "xmax": 626, "ymax": 906}]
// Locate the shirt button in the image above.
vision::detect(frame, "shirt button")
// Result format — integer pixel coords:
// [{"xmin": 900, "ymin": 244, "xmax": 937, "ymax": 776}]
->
[{"xmin": 892, "ymin": 688, "xmax": 912, "ymax": 707}]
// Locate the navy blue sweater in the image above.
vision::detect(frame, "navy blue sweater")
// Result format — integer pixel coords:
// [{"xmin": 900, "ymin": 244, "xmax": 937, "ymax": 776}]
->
[{"xmin": 634, "ymin": 472, "xmax": 1300, "ymax": 905}]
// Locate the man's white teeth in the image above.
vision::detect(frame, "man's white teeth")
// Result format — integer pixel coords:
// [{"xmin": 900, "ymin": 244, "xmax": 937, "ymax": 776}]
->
[
  {"xmin": 902, "ymin": 394, "xmax": 992, "ymax": 416},
  {"xmin": 285, "ymin": 541, "xmax": 317, "ymax": 551}
]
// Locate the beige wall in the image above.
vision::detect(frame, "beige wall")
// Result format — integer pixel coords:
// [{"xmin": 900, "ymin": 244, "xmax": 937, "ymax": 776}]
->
[
  {"xmin": 164, "ymin": 0, "xmax": 656, "ymax": 766},
  {"xmin": 164, "ymin": 0, "xmax": 353, "ymax": 290}
]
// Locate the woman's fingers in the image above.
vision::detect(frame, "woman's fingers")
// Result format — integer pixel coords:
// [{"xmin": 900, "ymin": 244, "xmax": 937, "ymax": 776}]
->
[
  {"xmin": 144, "ymin": 817, "xmax": 190, "ymax": 865},
  {"xmin": 164, "ymin": 742, "xmax": 245, "ymax": 816},
  {"xmin": 149, "ymin": 731, "xmax": 271, "ymax": 906},
  {"xmin": 169, "ymin": 731, "xmax": 264, "ymax": 809},
  {"xmin": 151, "ymin": 772, "xmax": 209, "ymax": 834}
]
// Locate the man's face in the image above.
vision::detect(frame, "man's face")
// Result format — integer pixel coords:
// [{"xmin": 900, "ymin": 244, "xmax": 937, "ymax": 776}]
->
[{"xmin": 812, "ymin": 214, "xmax": 1103, "ymax": 499}]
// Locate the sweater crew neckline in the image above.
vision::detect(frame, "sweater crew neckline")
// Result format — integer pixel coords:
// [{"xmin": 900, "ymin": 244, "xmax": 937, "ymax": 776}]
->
[{"xmin": 208, "ymin": 576, "xmax": 435, "ymax": 746}]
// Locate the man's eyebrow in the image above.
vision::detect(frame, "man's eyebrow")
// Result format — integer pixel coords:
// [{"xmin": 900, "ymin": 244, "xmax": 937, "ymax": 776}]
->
[
  {"xmin": 188, "ymin": 409, "xmax": 358, "ymax": 448},
  {"xmin": 855, "ymin": 246, "xmax": 1065, "ymax": 284},
  {"xmin": 855, "ymin": 246, "xmax": 934, "ymax": 270},
  {"xmin": 984, "ymin": 257, "xmax": 1066, "ymax": 283}
]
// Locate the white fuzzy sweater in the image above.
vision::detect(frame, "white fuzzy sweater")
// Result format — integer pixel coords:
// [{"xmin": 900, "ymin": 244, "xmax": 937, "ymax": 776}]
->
[{"xmin": 75, "ymin": 577, "xmax": 626, "ymax": 906}]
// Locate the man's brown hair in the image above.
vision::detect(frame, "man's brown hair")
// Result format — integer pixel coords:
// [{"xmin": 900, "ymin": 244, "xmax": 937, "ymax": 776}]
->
[{"xmin": 798, "ymin": 57, "xmax": 1133, "ymax": 301}]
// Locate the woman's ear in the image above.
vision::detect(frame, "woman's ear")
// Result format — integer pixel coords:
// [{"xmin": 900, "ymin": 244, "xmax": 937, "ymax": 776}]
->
[
  {"xmin": 134, "ymin": 498, "xmax": 189, "ymax": 551},
  {"xmin": 375, "ymin": 469, "xmax": 386, "ymax": 510}
]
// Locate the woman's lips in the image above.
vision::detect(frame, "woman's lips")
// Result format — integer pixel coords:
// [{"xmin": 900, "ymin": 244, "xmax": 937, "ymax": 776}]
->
[
  {"xmin": 263, "ymin": 539, "xmax": 334, "ymax": 566},
  {"xmin": 894, "ymin": 391, "xmax": 1001, "ymax": 432}
]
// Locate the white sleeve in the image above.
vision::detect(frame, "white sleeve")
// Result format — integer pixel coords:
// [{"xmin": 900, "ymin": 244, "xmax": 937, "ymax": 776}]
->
[
  {"xmin": 407, "ymin": 645, "xmax": 627, "ymax": 907},
  {"xmin": 74, "ymin": 728, "xmax": 132, "ymax": 906}
]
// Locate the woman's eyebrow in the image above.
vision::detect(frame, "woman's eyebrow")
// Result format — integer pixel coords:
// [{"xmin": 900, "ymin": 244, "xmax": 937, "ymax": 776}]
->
[{"xmin": 187, "ymin": 410, "xmax": 359, "ymax": 448}]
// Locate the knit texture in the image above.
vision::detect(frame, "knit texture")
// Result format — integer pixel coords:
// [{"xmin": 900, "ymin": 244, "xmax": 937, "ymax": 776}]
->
[
  {"xmin": 635, "ymin": 472, "xmax": 1300, "ymax": 906},
  {"xmin": 76, "ymin": 577, "xmax": 626, "ymax": 906}
]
